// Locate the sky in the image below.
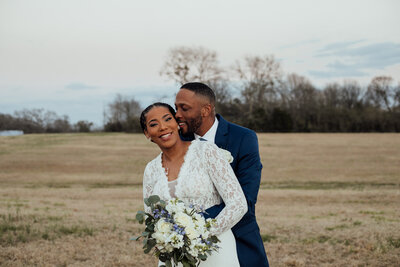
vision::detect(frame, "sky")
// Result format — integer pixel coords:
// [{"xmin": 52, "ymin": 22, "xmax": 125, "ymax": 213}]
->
[{"xmin": 1, "ymin": 0, "xmax": 399, "ymax": 126}]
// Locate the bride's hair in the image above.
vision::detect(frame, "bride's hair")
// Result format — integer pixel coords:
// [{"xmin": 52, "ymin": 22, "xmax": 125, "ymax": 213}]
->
[{"xmin": 139, "ymin": 102, "xmax": 176, "ymax": 133}]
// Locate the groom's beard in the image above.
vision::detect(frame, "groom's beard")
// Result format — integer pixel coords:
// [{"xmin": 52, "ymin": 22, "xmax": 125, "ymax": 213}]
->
[{"xmin": 180, "ymin": 116, "xmax": 203, "ymax": 137}]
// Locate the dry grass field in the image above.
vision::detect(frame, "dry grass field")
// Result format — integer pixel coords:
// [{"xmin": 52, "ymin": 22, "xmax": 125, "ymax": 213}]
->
[{"xmin": 0, "ymin": 133, "xmax": 399, "ymax": 266}]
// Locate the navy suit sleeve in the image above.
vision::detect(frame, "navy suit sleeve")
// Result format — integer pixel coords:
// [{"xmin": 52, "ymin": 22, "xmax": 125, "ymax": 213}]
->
[
  {"xmin": 204, "ymin": 130, "xmax": 261, "ymax": 220},
  {"xmin": 236, "ymin": 130, "xmax": 262, "ymax": 205},
  {"xmin": 204, "ymin": 202, "xmax": 225, "ymax": 219}
]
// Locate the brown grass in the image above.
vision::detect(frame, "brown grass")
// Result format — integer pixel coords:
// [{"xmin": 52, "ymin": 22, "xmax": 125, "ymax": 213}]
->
[{"xmin": 0, "ymin": 133, "xmax": 399, "ymax": 266}]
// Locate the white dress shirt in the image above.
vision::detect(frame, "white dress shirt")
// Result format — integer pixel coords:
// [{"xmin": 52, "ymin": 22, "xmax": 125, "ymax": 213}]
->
[{"xmin": 194, "ymin": 117, "xmax": 219, "ymax": 144}]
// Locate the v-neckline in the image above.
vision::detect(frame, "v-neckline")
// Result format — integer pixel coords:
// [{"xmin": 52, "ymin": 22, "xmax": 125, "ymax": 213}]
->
[{"xmin": 160, "ymin": 140, "xmax": 195, "ymax": 183}]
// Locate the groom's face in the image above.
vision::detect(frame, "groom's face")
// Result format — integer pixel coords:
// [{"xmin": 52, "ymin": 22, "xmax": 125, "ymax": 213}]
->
[{"xmin": 175, "ymin": 89, "xmax": 203, "ymax": 136}]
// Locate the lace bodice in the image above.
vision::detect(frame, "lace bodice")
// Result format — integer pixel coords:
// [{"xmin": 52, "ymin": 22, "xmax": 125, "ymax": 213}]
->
[{"xmin": 143, "ymin": 140, "xmax": 247, "ymax": 236}]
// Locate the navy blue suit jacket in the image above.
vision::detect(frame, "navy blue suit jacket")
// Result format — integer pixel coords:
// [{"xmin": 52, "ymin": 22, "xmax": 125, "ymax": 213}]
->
[{"xmin": 197, "ymin": 114, "xmax": 269, "ymax": 266}]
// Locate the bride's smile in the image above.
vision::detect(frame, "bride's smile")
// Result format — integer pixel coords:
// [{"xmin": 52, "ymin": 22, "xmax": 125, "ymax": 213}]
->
[{"xmin": 144, "ymin": 106, "xmax": 180, "ymax": 148}]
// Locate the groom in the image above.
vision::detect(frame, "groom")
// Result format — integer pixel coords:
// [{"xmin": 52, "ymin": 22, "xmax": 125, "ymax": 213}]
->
[{"xmin": 175, "ymin": 82, "xmax": 269, "ymax": 267}]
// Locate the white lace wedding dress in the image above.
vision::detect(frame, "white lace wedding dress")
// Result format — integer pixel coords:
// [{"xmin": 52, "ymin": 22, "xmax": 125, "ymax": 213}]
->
[{"xmin": 143, "ymin": 140, "xmax": 247, "ymax": 267}]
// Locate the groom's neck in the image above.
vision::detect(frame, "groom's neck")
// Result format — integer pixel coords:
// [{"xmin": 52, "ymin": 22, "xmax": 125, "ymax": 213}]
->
[{"xmin": 196, "ymin": 116, "xmax": 215, "ymax": 137}]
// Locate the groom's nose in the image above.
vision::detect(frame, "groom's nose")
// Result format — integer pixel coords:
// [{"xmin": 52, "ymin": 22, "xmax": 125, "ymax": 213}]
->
[{"xmin": 175, "ymin": 109, "xmax": 182, "ymax": 121}]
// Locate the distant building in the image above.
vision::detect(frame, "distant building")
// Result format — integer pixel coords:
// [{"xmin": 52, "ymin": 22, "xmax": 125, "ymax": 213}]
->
[{"xmin": 0, "ymin": 130, "xmax": 24, "ymax": 136}]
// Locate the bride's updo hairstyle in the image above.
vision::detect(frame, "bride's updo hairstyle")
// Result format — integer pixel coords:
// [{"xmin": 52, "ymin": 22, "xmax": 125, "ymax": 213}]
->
[{"xmin": 139, "ymin": 102, "xmax": 176, "ymax": 133}]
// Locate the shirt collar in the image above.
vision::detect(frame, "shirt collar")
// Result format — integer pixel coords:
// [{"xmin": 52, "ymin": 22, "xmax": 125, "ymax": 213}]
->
[{"xmin": 194, "ymin": 117, "xmax": 219, "ymax": 143}]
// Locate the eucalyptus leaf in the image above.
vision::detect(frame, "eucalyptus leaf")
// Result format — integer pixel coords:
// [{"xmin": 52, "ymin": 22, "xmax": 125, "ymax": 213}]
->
[
  {"xmin": 146, "ymin": 239, "xmax": 156, "ymax": 251},
  {"xmin": 210, "ymin": 236, "xmax": 219, "ymax": 243},
  {"xmin": 136, "ymin": 213, "xmax": 144, "ymax": 223},
  {"xmin": 148, "ymin": 195, "xmax": 161, "ymax": 204},
  {"xmin": 147, "ymin": 238, "xmax": 157, "ymax": 247},
  {"xmin": 144, "ymin": 245, "xmax": 152, "ymax": 254},
  {"xmin": 147, "ymin": 223, "xmax": 155, "ymax": 231},
  {"xmin": 198, "ymin": 254, "xmax": 207, "ymax": 260},
  {"xmin": 145, "ymin": 216, "xmax": 153, "ymax": 225},
  {"xmin": 144, "ymin": 197, "xmax": 150, "ymax": 206},
  {"xmin": 186, "ymin": 254, "xmax": 195, "ymax": 262},
  {"xmin": 130, "ymin": 236, "xmax": 141, "ymax": 241},
  {"xmin": 142, "ymin": 231, "xmax": 150, "ymax": 237}
]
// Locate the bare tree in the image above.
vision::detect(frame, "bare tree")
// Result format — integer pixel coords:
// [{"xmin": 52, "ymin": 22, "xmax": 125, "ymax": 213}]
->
[
  {"xmin": 235, "ymin": 55, "xmax": 283, "ymax": 114},
  {"xmin": 340, "ymin": 80, "xmax": 362, "ymax": 109},
  {"xmin": 394, "ymin": 82, "xmax": 400, "ymax": 109},
  {"xmin": 105, "ymin": 94, "xmax": 141, "ymax": 123},
  {"xmin": 160, "ymin": 46, "xmax": 223, "ymax": 85},
  {"xmin": 284, "ymin": 73, "xmax": 319, "ymax": 131},
  {"xmin": 365, "ymin": 76, "xmax": 396, "ymax": 112},
  {"xmin": 13, "ymin": 108, "xmax": 71, "ymax": 133},
  {"xmin": 75, "ymin": 120, "xmax": 93, "ymax": 132},
  {"xmin": 322, "ymin": 82, "xmax": 341, "ymax": 108},
  {"xmin": 160, "ymin": 46, "xmax": 233, "ymax": 115},
  {"xmin": 103, "ymin": 94, "xmax": 142, "ymax": 132}
]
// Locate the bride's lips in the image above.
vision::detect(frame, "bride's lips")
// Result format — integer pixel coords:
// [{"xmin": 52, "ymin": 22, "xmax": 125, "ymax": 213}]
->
[{"xmin": 159, "ymin": 132, "xmax": 173, "ymax": 141}]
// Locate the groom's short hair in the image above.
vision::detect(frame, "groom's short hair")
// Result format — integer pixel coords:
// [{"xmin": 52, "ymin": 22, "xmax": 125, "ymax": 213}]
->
[{"xmin": 180, "ymin": 82, "xmax": 215, "ymax": 105}]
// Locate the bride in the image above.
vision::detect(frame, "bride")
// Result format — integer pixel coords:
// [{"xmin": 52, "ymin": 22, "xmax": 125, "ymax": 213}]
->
[{"xmin": 140, "ymin": 102, "xmax": 247, "ymax": 267}]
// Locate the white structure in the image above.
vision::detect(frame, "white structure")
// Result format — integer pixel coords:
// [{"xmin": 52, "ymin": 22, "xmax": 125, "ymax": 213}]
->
[{"xmin": 0, "ymin": 130, "xmax": 24, "ymax": 136}]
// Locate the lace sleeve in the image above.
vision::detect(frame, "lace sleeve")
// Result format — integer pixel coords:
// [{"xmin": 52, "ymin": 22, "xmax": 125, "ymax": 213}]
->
[
  {"xmin": 203, "ymin": 143, "xmax": 248, "ymax": 236},
  {"xmin": 142, "ymin": 163, "xmax": 153, "ymax": 214}
]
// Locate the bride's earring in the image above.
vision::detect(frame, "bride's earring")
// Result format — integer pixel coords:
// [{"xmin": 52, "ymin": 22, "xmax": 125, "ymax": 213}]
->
[{"xmin": 177, "ymin": 125, "xmax": 181, "ymax": 130}]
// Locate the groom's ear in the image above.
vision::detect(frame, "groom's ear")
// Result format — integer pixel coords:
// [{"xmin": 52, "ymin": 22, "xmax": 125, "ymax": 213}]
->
[{"xmin": 201, "ymin": 104, "xmax": 212, "ymax": 117}]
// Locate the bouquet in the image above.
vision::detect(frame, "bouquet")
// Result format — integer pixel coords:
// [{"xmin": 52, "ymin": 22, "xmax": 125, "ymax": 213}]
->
[{"xmin": 133, "ymin": 195, "xmax": 220, "ymax": 267}]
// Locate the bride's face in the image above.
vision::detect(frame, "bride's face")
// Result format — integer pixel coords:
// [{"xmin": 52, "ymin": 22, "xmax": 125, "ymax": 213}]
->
[{"xmin": 144, "ymin": 106, "xmax": 180, "ymax": 149}]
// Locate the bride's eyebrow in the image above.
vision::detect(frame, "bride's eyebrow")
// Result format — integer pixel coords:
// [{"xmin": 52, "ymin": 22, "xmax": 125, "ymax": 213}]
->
[{"xmin": 148, "ymin": 114, "xmax": 171, "ymax": 124}]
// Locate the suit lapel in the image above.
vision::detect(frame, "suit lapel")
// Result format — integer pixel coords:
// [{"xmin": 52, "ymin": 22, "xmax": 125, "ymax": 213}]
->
[{"xmin": 215, "ymin": 114, "xmax": 229, "ymax": 149}]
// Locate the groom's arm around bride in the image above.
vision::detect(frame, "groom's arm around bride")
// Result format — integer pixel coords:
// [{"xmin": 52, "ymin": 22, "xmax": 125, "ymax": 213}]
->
[{"xmin": 175, "ymin": 82, "xmax": 269, "ymax": 267}]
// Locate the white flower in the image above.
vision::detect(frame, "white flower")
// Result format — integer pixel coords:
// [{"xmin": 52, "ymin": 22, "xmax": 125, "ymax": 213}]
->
[
  {"xmin": 168, "ymin": 232, "xmax": 184, "ymax": 249},
  {"xmin": 219, "ymin": 148, "xmax": 233, "ymax": 163},
  {"xmin": 192, "ymin": 212, "xmax": 204, "ymax": 223},
  {"xmin": 155, "ymin": 219, "xmax": 172, "ymax": 234},
  {"xmin": 166, "ymin": 200, "xmax": 185, "ymax": 214},
  {"xmin": 175, "ymin": 212, "xmax": 193, "ymax": 228},
  {"xmin": 185, "ymin": 225, "xmax": 199, "ymax": 240},
  {"xmin": 153, "ymin": 231, "xmax": 168, "ymax": 244},
  {"xmin": 188, "ymin": 238, "xmax": 201, "ymax": 257},
  {"xmin": 153, "ymin": 220, "xmax": 172, "ymax": 244}
]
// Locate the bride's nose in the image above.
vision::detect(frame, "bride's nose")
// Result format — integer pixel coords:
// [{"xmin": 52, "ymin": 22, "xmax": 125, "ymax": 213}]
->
[{"xmin": 159, "ymin": 121, "xmax": 168, "ymax": 131}]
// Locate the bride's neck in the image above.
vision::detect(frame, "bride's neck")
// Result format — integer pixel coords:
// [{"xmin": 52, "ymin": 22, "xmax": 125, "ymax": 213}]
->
[{"xmin": 161, "ymin": 139, "xmax": 188, "ymax": 161}]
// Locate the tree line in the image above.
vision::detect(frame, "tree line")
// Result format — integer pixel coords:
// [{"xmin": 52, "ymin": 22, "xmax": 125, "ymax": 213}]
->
[
  {"xmin": 105, "ymin": 46, "xmax": 400, "ymax": 133},
  {"xmin": 1, "ymin": 46, "xmax": 399, "ymax": 133},
  {"xmin": 0, "ymin": 108, "xmax": 93, "ymax": 133}
]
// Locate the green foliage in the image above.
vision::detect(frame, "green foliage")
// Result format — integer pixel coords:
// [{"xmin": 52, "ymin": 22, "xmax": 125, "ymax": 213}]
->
[
  {"xmin": 387, "ymin": 237, "xmax": 400, "ymax": 248},
  {"xmin": 261, "ymin": 234, "xmax": 277, "ymax": 242},
  {"xmin": 0, "ymin": 210, "xmax": 94, "ymax": 245}
]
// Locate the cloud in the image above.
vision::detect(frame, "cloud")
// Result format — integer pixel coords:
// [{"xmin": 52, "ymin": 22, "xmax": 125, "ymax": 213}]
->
[
  {"xmin": 310, "ymin": 41, "xmax": 400, "ymax": 78},
  {"xmin": 317, "ymin": 40, "xmax": 365, "ymax": 54},
  {"xmin": 279, "ymin": 39, "xmax": 321, "ymax": 49},
  {"xmin": 309, "ymin": 62, "xmax": 368, "ymax": 78},
  {"xmin": 65, "ymin": 82, "xmax": 98, "ymax": 90}
]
